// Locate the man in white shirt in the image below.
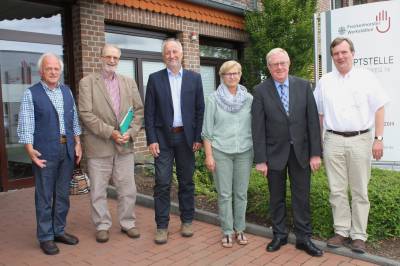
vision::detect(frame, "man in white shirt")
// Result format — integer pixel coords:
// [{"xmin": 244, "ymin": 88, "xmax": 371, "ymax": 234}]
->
[{"xmin": 314, "ymin": 37, "xmax": 389, "ymax": 253}]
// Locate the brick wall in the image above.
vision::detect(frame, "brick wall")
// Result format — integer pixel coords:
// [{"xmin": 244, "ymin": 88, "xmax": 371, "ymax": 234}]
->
[
  {"xmin": 72, "ymin": 0, "xmax": 105, "ymax": 82},
  {"xmin": 72, "ymin": 0, "xmax": 248, "ymax": 158},
  {"xmin": 317, "ymin": 0, "xmax": 331, "ymax": 12},
  {"xmin": 104, "ymin": 3, "xmax": 248, "ymax": 72}
]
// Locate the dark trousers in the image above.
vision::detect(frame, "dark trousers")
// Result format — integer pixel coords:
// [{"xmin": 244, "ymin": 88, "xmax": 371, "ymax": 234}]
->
[
  {"xmin": 33, "ymin": 144, "xmax": 74, "ymax": 242},
  {"xmin": 267, "ymin": 146, "xmax": 312, "ymax": 242},
  {"xmin": 153, "ymin": 132, "xmax": 195, "ymax": 229}
]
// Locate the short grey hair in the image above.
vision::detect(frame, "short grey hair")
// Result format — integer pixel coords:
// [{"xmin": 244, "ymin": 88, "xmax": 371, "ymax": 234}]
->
[
  {"xmin": 266, "ymin": 48, "xmax": 290, "ymax": 65},
  {"xmin": 101, "ymin": 43, "xmax": 121, "ymax": 57},
  {"xmin": 219, "ymin": 60, "xmax": 242, "ymax": 77},
  {"xmin": 37, "ymin": 53, "xmax": 64, "ymax": 72},
  {"xmin": 161, "ymin": 38, "xmax": 183, "ymax": 55}
]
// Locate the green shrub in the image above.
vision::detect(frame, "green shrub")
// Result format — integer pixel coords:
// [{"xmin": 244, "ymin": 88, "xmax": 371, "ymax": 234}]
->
[
  {"xmin": 368, "ymin": 168, "xmax": 400, "ymax": 240},
  {"xmin": 194, "ymin": 160, "xmax": 400, "ymax": 242},
  {"xmin": 247, "ymin": 169, "xmax": 269, "ymax": 221},
  {"xmin": 193, "ymin": 150, "xmax": 217, "ymax": 201}
]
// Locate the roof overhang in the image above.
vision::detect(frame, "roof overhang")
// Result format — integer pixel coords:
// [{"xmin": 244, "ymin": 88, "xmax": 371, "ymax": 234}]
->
[{"xmin": 0, "ymin": 0, "xmax": 76, "ymax": 21}]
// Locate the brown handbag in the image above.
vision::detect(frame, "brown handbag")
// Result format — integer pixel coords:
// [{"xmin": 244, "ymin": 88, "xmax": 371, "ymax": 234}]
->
[{"xmin": 69, "ymin": 166, "xmax": 90, "ymax": 195}]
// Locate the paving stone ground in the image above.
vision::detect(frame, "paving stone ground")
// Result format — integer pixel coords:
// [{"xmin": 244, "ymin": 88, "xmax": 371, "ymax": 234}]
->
[{"xmin": 0, "ymin": 188, "xmax": 377, "ymax": 266}]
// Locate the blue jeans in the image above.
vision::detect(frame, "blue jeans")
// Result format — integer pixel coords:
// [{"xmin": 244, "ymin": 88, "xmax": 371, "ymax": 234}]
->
[
  {"xmin": 154, "ymin": 132, "xmax": 195, "ymax": 229},
  {"xmin": 33, "ymin": 144, "xmax": 74, "ymax": 242}
]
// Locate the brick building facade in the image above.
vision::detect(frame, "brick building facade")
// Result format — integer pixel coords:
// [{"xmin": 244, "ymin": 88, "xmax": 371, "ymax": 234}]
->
[
  {"xmin": 0, "ymin": 0, "xmax": 383, "ymax": 190},
  {"xmin": 69, "ymin": 0, "xmax": 252, "ymax": 159}
]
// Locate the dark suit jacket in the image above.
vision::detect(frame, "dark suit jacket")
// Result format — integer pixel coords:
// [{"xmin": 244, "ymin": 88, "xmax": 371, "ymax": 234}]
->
[
  {"xmin": 144, "ymin": 68, "xmax": 205, "ymax": 148},
  {"xmin": 251, "ymin": 75, "xmax": 321, "ymax": 170}
]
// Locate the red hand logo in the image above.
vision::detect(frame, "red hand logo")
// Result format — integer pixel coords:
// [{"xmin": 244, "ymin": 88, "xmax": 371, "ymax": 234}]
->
[{"xmin": 376, "ymin": 10, "xmax": 391, "ymax": 33}]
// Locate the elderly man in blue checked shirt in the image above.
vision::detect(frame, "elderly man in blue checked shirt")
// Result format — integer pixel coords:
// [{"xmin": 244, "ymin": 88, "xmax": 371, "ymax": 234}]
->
[{"xmin": 17, "ymin": 53, "xmax": 82, "ymax": 256}]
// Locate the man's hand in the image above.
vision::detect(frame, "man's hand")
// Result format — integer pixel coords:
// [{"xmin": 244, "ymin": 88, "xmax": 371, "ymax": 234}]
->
[
  {"xmin": 75, "ymin": 142, "xmax": 82, "ymax": 164},
  {"xmin": 26, "ymin": 146, "xmax": 47, "ymax": 168},
  {"xmin": 149, "ymin": 143, "xmax": 160, "ymax": 158},
  {"xmin": 309, "ymin": 156, "xmax": 321, "ymax": 172},
  {"xmin": 121, "ymin": 133, "xmax": 130, "ymax": 144},
  {"xmin": 192, "ymin": 142, "xmax": 202, "ymax": 152},
  {"xmin": 111, "ymin": 130, "xmax": 124, "ymax": 145},
  {"xmin": 255, "ymin": 162, "xmax": 268, "ymax": 177},
  {"xmin": 372, "ymin": 140, "xmax": 383, "ymax": 160},
  {"xmin": 204, "ymin": 155, "xmax": 216, "ymax": 172}
]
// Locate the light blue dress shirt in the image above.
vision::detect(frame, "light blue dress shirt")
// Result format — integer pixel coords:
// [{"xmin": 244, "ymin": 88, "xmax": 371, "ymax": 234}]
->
[
  {"xmin": 17, "ymin": 81, "xmax": 81, "ymax": 144},
  {"xmin": 274, "ymin": 78, "xmax": 289, "ymax": 101},
  {"xmin": 167, "ymin": 67, "xmax": 183, "ymax": 127}
]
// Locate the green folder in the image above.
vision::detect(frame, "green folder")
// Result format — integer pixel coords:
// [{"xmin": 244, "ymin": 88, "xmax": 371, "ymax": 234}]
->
[{"xmin": 120, "ymin": 106, "xmax": 134, "ymax": 134}]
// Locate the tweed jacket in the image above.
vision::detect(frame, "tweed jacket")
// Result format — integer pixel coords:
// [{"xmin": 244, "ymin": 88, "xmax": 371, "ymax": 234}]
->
[{"xmin": 79, "ymin": 72, "xmax": 144, "ymax": 158}]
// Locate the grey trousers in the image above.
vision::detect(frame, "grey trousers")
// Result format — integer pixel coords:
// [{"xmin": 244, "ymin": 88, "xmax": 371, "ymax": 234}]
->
[
  {"xmin": 212, "ymin": 148, "xmax": 253, "ymax": 235},
  {"xmin": 87, "ymin": 153, "xmax": 137, "ymax": 231}
]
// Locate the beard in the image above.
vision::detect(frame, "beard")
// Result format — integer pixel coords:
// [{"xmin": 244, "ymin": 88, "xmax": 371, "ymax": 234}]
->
[{"xmin": 103, "ymin": 64, "xmax": 117, "ymax": 74}]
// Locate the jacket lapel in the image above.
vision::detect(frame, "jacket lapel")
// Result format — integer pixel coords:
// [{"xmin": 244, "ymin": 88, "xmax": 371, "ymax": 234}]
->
[
  {"xmin": 117, "ymin": 75, "xmax": 128, "ymax": 123},
  {"xmin": 288, "ymin": 76, "xmax": 295, "ymax": 119},
  {"xmin": 94, "ymin": 73, "xmax": 115, "ymax": 117},
  {"xmin": 268, "ymin": 78, "xmax": 287, "ymax": 116},
  {"xmin": 162, "ymin": 69, "xmax": 174, "ymax": 112},
  {"xmin": 180, "ymin": 69, "xmax": 189, "ymax": 110}
]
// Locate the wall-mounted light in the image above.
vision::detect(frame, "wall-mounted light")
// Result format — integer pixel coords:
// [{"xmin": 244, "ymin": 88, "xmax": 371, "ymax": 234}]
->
[{"xmin": 190, "ymin": 32, "xmax": 198, "ymax": 41}]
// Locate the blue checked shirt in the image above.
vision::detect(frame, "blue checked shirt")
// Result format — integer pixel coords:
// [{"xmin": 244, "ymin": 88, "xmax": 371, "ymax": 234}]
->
[{"xmin": 17, "ymin": 81, "xmax": 81, "ymax": 144}]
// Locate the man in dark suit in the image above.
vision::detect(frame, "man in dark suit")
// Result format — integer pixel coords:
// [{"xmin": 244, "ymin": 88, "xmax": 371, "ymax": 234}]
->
[
  {"xmin": 144, "ymin": 38, "xmax": 205, "ymax": 244},
  {"xmin": 251, "ymin": 48, "xmax": 323, "ymax": 257}
]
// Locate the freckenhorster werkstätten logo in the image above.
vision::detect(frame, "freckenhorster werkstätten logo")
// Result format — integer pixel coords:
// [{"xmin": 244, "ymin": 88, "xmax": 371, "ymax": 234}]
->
[
  {"xmin": 375, "ymin": 10, "xmax": 390, "ymax": 33},
  {"xmin": 338, "ymin": 26, "xmax": 346, "ymax": 35}
]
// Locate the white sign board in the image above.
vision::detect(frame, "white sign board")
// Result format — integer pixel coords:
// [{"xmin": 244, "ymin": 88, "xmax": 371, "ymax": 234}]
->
[{"xmin": 318, "ymin": 0, "xmax": 400, "ymax": 163}]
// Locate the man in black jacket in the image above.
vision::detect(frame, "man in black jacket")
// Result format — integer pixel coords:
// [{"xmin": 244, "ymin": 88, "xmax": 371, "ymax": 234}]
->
[{"xmin": 251, "ymin": 48, "xmax": 323, "ymax": 257}]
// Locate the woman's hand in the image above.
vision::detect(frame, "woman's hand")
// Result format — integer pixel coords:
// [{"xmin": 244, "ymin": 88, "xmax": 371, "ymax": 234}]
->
[{"xmin": 204, "ymin": 156, "xmax": 216, "ymax": 172}]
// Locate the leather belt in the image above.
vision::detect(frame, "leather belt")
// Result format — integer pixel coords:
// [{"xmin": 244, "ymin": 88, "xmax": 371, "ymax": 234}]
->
[
  {"xmin": 327, "ymin": 129, "xmax": 370, "ymax": 137},
  {"xmin": 171, "ymin": 126, "xmax": 184, "ymax": 133},
  {"xmin": 60, "ymin": 135, "xmax": 67, "ymax": 144}
]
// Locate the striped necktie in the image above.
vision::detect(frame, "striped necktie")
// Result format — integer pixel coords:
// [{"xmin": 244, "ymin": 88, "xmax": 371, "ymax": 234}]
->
[{"xmin": 279, "ymin": 84, "xmax": 289, "ymax": 115}]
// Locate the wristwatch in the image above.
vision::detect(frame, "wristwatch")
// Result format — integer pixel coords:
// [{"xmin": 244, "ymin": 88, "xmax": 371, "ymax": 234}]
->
[{"xmin": 374, "ymin": 136, "xmax": 383, "ymax": 141}]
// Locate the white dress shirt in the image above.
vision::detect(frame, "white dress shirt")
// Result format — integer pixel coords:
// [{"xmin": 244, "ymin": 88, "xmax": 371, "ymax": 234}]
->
[
  {"xmin": 167, "ymin": 67, "xmax": 183, "ymax": 127},
  {"xmin": 314, "ymin": 68, "xmax": 389, "ymax": 132}
]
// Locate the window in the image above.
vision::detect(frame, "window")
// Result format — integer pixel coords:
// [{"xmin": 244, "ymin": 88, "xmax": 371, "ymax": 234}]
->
[
  {"xmin": 0, "ymin": 15, "xmax": 63, "ymax": 183},
  {"xmin": 200, "ymin": 45, "xmax": 238, "ymax": 60},
  {"xmin": 199, "ymin": 37, "xmax": 242, "ymax": 94},
  {"xmin": 105, "ymin": 25, "xmax": 170, "ymax": 100}
]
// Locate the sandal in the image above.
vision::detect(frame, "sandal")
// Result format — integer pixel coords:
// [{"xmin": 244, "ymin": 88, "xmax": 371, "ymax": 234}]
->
[
  {"xmin": 236, "ymin": 232, "xmax": 248, "ymax": 245},
  {"xmin": 221, "ymin": 235, "xmax": 233, "ymax": 248}
]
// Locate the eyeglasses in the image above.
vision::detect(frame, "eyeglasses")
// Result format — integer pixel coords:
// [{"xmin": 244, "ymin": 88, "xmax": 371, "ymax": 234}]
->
[
  {"xmin": 269, "ymin": 61, "xmax": 289, "ymax": 68},
  {"xmin": 102, "ymin": 55, "xmax": 120, "ymax": 61},
  {"xmin": 222, "ymin": 72, "xmax": 240, "ymax": 77}
]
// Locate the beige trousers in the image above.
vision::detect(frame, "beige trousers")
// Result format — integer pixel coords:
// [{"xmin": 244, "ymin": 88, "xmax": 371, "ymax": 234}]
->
[
  {"xmin": 87, "ymin": 153, "xmax": 137, "ymax": 231},
  {"xmin": 323, "ymin": 131, "xmax": 372, "ymax": 241}
]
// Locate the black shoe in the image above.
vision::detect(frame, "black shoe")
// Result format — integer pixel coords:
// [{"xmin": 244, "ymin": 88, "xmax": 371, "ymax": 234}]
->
[
  {"xmin": 54, "ymin": 233, "xmax": 79, "ymax": 245},
  {"xmin": 296, "ymin": 239, "xmax": 323, "ymax": 257},
  {"xmin": 266, "ymin": 237, "xmax": 288, "ymax": 252},
  {"xmin": 40, "ymin": 240, "xmax": 59, "ymax": 255}
]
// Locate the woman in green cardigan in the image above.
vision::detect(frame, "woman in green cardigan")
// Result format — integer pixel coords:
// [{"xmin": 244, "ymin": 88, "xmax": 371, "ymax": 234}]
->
[{"xmin": 202, "ymin": 60, "xmax": 253, "ymax": 248}]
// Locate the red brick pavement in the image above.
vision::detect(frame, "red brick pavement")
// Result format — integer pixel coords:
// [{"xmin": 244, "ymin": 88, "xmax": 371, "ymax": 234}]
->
[{"xmin": 0, "ymin": 188, "xmax": 377, "ymax": 266}]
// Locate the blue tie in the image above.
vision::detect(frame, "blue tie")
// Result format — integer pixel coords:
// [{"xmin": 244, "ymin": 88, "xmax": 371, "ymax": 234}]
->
[{"xmin": 279, "ymin": 84, "xmax": 289, "ymax": 115}]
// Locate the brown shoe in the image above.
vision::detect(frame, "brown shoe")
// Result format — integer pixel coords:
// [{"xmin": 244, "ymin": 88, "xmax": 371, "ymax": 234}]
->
[
  {"xmin": 96, "ymin": 230, "xmax": 109, "ymax": 243},
  {"xmin": 154, "ymin": 229, "xmax": 168, "ymax": 244},
  {"xmin": 181, "ymin": 223, "xmax": 193, "ymax": 237},
  {"xmin": 121, "ymin": 227, "xmax": 140, "ymax": 238},
  {"xmin": 351, "ymin": 239, "xmax": 366, "ymax": 253},
  {"xmin": 327, "ymin": 234, "xmax": 349, "ymax": 248}
]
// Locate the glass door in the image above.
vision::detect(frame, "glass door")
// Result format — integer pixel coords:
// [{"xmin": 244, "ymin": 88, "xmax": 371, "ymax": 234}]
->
[
  {"xmin": 200, "ymin": 65, "xmax": 216, "ymax": 99},
  {"xmin": 0, "ymin": 15, "xmax": 63, "ymax": 191},
  {"xmin": 142, "ymin": 61, "xmax": 165, "ymax": 100}
]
